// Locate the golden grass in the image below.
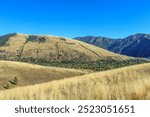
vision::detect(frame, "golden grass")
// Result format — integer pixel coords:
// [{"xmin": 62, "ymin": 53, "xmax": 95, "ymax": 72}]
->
[
  {"xmin": 0, "ymin": 60, "xmax": 88, "ymax": 90},
  {"xmin": 0, "ymin": 33, "xmax": 129, "ymax": 61},
  {"xmin": 0, "ymin": 63, "xmax": 150, "ymax": 100}
]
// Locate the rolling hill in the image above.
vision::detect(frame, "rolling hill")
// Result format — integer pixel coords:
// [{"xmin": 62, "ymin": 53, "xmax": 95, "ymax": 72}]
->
[
  {"xmin": 0, "ymin": 33, "xmax": 129, "ymax": 62},
  {"xmin": 0, "ymin": 60, "xmax": 88, "ymax": 90},
  {"xmin": 75, "ymin": 33, "xmax": 150, "ymax": 58},
  {"xmin": 0, "ymin": 63, "xmax": 150, "ymax": 100},
  {"xmin": 0, "ymin": 33, "xmax": 148, "ymax": 72},
  {"xmin": 0, "ymin": 33, "xmax": 149, "ymax": 100}
]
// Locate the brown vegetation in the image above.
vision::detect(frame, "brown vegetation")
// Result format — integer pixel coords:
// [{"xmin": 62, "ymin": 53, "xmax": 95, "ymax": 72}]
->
[
  {"xmin": 0, "ymin": 60, "xmax": 88, "ymax": 90},
  {"xmin": 0, "ymin": 63, "xmax": 150, "ymax": 100},
  {"xmin": 0, "ymin": 33, "xmax": 129, "ymax": 62}
]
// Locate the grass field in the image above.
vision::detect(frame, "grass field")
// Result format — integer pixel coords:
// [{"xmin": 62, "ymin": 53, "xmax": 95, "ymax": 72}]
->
[
  {"xmin": 0, "ymin": 60, "xmax": 88, "ymax": 90},
  {"xmin": 0, "ymin": 63, "xmax": 150, "ymax": 100}
]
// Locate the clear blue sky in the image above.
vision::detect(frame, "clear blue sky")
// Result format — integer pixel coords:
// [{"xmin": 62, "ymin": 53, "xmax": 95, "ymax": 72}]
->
[{"xmin": 0, "ymin": 0, "xmax": 150, "ymax": 38}]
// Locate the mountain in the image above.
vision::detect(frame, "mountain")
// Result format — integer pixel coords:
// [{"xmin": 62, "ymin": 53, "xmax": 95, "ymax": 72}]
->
[
  {"xmin": 0, "ymin": 60, "xmax": 88, "ymax": 90},
  {"xmin": 1, "ymin": 63, "xmax": 150, "ymax": 100},
  {"xmin": 75, "ymin": 33, "xmax": 150, "ymax": 58},
  {"xmin": 0, "ymin": 33, "xmax": 129, "ymax": 62}
]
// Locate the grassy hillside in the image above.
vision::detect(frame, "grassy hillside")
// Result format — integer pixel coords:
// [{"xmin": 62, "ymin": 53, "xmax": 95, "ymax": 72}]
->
[
  {"xmin": 0, "ymin": 63, "xmax": 150, "ymax": 100},
  {"xmin": 0, "ymin": 61, "xmax": 88, "ymax": 90},
  {"xmin": 0, "ymin": 33, "xmax": 129, "ymax": 62},
  {"xmin": 1, "ymin": 33, "xmax": 148, "ymax": 72}
]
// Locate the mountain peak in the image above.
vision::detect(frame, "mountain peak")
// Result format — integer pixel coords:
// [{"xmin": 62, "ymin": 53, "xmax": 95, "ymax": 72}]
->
[{"xmin": 135, "ymin": 33, "xmax": 146, "ymax": 35}]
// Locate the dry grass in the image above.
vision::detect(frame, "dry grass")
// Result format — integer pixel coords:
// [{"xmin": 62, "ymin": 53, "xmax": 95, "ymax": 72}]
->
[
  {"xmin": 0, "ymin": 63, "xmax": 150, "ymax": 100},
  {"xmin": 0, "ymin": 33, "xmax": 129, "ymax": 61},
  {"xmin": 0, "ymin": 60, "xmax": 88, "ymax": 90}
]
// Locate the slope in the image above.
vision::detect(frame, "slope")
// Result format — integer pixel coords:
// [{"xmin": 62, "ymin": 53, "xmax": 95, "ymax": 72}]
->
[
  {"xmin": 75, "ymin": 33, "xmax": 150, "ymax": 58},
  {"xmin": 0, "ymin": 33, "xmax": 129, "ymax": 62},
  {"xmin": 0, "ymin": 63, "xmax": 150, "ymax": 100},
  {"xmin": 0, "ymin": 60, "xmax": 88, "ymax": 90}
]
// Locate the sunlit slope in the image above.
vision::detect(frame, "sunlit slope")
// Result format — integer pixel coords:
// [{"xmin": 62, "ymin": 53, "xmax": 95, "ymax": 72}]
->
[
  {"xmin": 0, "ymin": 63, "xmax": 150, "ymax": 100},
  {"xmin": 0, "ymin": 33, "xmax": 129, "ymax": 62},
  {"xmin": 0, "ymin": 61, "xmax": 88, "ymax": 90}
]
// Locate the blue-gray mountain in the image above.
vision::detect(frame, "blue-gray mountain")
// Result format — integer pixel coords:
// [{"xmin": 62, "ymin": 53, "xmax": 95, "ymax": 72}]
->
[{"xmin": 75, "ymin": 33, "xmax": 150, "ymax": 58}]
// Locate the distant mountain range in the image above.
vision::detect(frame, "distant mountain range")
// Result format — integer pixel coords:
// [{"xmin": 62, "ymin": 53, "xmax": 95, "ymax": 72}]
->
[{"xmin": 75, "ymin": 33, "xmax": 150, "ymax": 58}]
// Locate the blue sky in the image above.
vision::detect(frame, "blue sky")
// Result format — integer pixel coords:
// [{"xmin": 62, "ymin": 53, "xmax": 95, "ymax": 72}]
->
[{"xmin": 0, "ymin": 0, "xmax": 150, "ymax": 38}]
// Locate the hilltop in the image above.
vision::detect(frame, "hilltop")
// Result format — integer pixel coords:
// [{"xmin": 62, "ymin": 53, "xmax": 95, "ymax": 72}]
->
[{"xmin": 0, "ymin": 33, "xmax": 129, "ymax": 62}]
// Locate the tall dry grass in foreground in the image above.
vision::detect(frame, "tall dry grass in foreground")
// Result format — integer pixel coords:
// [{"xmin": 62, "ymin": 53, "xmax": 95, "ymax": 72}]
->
[{"xmin": 0, "ymin": 63, "xmax": 150, "ymax": 100}]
